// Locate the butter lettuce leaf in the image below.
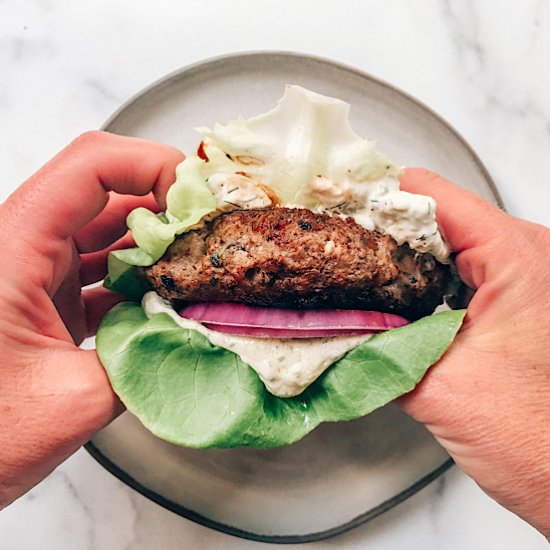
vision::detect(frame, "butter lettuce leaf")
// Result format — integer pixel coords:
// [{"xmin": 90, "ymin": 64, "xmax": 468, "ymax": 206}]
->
[
  {"xmin": 126, "ymin": 157, "xmax": 216, "ymax": 262},
  {"xmin": 96, "ymin": 304, "xmax": 465, "ymax": 448},
  {"xmin": 103, "ymin": 249, "xmax": 153, "ymax": 301},
  {"xmin": 103, "ymin": 156, "xmax": 217, "ymax": 300},
  {"xmin": 198, "ymin": 85, "xmax": 399, "ymax": 205}
]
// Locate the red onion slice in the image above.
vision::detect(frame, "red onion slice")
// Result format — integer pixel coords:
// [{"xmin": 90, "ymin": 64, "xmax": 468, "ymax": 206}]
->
[{"xmin": 179, "ymin": 303, "xmax": 409, "ymax": 339}]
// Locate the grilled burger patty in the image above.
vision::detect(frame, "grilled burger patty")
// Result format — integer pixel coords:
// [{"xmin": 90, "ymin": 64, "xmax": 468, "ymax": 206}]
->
[{"xmin": 145, "ymin": 208, "xmax": 450, "ymax": 320}]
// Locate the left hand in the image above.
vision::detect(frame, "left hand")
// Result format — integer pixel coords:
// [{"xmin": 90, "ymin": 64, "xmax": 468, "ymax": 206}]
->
[{"xmin": 0, "ymin": 131, "xmax": 183, "ymax": 507}]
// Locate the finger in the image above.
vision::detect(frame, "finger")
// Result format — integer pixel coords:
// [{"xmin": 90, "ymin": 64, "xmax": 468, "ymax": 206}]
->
[
  {"xmin": 83, "ymin": 286, "xmax": 127, "ymax": 336},
  {"xmin": 399, "ymin": 168, "xmax": 508, "ymax": 253},
  {"xmin": 74, "ymin": 192, "xmax": 159, "ymax": 254},
  {"xmin": 79, "ymin": 233, "xmax": 135, "ymax": 287},
  {"xmin": 52, "ymin": 244, "xmax": 87, "ymax": 345},
  {"xmin": 2, "ymin": 131, "xmax": 184, "ymax": 248},
  {"xmin": 53, "ymin": 279, "xmax": 86, "ymax": 345}
]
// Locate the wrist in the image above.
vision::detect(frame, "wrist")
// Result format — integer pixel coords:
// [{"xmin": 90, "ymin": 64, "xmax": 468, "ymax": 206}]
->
[{"xmin": 0, "ymin": 348, "xmax": 122, "ymax": 507}]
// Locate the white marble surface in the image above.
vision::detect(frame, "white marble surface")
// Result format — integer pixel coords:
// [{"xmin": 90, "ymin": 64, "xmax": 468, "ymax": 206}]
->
[{"xmin": 0, "ymin": 1, "xmax": 548, "ymax": 548}]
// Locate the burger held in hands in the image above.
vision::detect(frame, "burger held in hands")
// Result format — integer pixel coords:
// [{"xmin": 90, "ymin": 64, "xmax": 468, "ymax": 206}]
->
[{"xmin": 98, "ymin": 86, "xmax": 466, "ymax": 448}]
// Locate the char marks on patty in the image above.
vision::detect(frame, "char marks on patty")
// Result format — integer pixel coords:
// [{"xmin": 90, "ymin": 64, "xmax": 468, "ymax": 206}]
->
[{"xmin": 145, "ymin": 208, "xmax": 450, "ymax": 320}]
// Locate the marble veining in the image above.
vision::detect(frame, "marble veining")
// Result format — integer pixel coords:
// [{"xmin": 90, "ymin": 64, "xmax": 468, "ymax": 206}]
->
[
  {"xmin": 441, "ymin": 0, "xmax": 486, "ymax": 78},
  {"xmin": 0, "ymin": 1, "xmax": 548, "ymax": 549}
]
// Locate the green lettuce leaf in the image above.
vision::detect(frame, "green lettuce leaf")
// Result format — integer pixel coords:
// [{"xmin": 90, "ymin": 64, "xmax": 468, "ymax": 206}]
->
[
  {"xmin": 198, "ymin": 85, "xmax": 398, "ymax": 205},
  {"xmin": 103, "ymin": 156, "xmax": 217, "ymax": 299},
  {"xmin": 96, "ymin": 303, "xmax": 465, "ymax": 448},
  {"xmin": 128, "ymin": 157, "xmax": 216, "ymax": 261},
  {"xmin": 103, "ymin": 249, "xmax": 154, "ymax": 301}
]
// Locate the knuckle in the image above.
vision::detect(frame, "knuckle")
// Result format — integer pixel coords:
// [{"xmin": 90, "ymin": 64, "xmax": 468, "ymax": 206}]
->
[{"xmin": 71, "ymin": 130, "xmax": 106, "ymax": 150}]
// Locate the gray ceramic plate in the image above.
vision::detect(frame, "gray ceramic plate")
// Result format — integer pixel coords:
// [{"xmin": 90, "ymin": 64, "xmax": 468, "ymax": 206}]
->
[{"xmin": 86, "ymin": 52, "xmax": 501, "ymax": 544}]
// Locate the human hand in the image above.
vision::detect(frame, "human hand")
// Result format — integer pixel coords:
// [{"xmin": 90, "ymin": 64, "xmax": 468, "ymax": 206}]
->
[
  {"xmin": 397, "ymin": 169, "xmax": 550, "ymax": 537},
  {"xmin": 0, "ymin": 131, "xmax": 183, "ymax": 508}
]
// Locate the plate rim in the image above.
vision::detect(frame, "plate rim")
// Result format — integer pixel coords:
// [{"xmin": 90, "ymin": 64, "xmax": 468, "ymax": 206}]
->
[
  {"xmin": 85, "ymin": 440, "xmax": 453, "ymax": 544},
  {"xmin": 87, "ymin": 50, "xmax": 499, "ymax": 544},
  {"xmin": 101, "ymin": 49, "xmax": 503, "ymax": 210}
]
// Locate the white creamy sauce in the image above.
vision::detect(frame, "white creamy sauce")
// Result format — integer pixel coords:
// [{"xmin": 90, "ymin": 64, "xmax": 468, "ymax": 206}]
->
[
  {"xmin": 308, "ymin": 175, "xmax": 352, "ymax": 207},
  {"xmin": 204, "ymin": 170, "xmax": 450, "ymax": 262},
  {"xmin": 185, "ymin": 172, "xmax": 274, "ymax": 231},
  {"xmin": 306, "ymin": 174, "xmax": 450, "ymax": 262},
  {"xmin": 206, "ymin": 172, "xmax": 272, "ymax": 212},
  {"xmin": 142, "ymin": 291, "xmax": 371, "ymax": 398}
]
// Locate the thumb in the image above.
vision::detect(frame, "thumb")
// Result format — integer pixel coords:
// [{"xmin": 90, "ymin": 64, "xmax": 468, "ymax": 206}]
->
[{"xmin": 400, "ymin": 168, "xmax": 507, "ymax": 253}]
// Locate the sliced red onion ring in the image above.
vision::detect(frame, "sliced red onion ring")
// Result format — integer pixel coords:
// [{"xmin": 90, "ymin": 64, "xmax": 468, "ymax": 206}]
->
[{"xmin": 179, "ymin": 303, "xmax": 409, "ymax": 339}]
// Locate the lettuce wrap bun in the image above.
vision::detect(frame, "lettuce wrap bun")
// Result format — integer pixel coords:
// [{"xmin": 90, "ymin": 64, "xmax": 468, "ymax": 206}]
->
[{"xmin": 97, "ymin": 86, "xmax": 465, "ymax": 448}]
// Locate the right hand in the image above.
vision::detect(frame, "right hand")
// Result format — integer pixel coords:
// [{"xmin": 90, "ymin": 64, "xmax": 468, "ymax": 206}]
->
[{"xmin": 397, "ymin": 168, "xmax": 550, "ymax": 537}]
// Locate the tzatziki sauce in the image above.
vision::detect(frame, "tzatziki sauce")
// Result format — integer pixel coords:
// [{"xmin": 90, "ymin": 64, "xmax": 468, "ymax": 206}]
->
[
  {"xmin": 142, "ymin": 291, "xmax": 371, "ymax": 398},
  {"xmin": 203, "ymin": 170, "xmax": 450, "ymax": 263}
]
